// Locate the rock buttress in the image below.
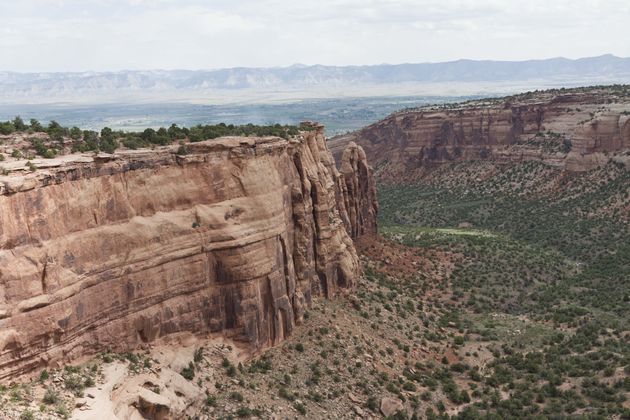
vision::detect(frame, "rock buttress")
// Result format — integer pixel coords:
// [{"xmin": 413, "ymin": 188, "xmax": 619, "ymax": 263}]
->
[{"xmin": 339, "ymin": 142, "xmax": 378, "ymax": 239}]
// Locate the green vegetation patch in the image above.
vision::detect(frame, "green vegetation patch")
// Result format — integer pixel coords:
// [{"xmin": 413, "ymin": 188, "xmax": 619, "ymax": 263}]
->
[{"xmin": 377, "ymin": 159, "xmax": 630, "ymax": 417}]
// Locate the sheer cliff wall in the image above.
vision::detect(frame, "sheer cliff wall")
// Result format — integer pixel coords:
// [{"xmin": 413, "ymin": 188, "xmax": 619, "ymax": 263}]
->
[{"xmin": 0, "ymin": 126, "xmax": 377, "ymax": 379}]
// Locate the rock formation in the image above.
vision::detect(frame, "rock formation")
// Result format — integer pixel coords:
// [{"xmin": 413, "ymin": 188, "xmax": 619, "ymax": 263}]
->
[
  {"xmin": 329, "ymin": 87, "xmax": 630, "ymax": 178},
  {"xmin": 0, "ymin": 125, "xmax": 377, "ymax": 379},
  {"xmin": 338, "ymin": 142, "xmax": 378, "ymax": 239}
]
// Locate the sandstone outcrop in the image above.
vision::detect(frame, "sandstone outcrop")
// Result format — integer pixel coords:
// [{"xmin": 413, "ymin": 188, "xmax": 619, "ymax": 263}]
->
[
  {"xmin": 338, "ymin": 142, "xmax": 378, "ymax": 239},
  {"xmin": 0, "ymin": 125, "xmax": 377, "ymax": 379},
  {"xmin": 330, "ymin": 87, "xmax": 630, "ymax": 178}
]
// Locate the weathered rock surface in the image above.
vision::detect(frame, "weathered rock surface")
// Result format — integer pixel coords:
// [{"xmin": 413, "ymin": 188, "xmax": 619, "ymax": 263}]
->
[
  {"xmin": 380, "ymin": 396, "xmax": 404, "ymax": 417},
  {"xmin": 330, "ymin": 88, "xmax": 630, "ymax": 178},
  {"xmin": 0, "ymin": 125, "xmax": 377, "ymax": 379},
  {"xmin": 338, "ymin": 142, "xmax": 378, "ymax": 239}
]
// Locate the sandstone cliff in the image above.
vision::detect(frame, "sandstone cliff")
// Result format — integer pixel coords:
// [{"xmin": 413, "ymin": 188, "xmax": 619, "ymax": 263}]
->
[
  {"xmin": 338, "ymin": 142, "xmax": 378, "ymax": 239},
  {"xmin": 330, "ymin": 87, "xmax": 630, "ymax": 178},
  {"xmin": 0, "ymin": 126, "xmax": 377, "ymax": 379}
]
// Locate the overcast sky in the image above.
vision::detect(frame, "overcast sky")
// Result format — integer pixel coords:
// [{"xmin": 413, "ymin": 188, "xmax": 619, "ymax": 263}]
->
[{"xmin": 1, "ymin": 0, "xmax": 629, "ymax": 72}]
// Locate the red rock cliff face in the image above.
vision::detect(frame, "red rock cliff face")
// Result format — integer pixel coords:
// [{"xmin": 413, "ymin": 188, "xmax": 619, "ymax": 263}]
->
[
  {"xmin": 0, "ymin": 126, "xmax": 377, "ymax": 379},
  {"xmin": 338, "ymin": 142, "xmax": 378, "ymax": 239},
  {"xmin": 330, "ymin": 89, "xmax": 630, "ymax": 178}
]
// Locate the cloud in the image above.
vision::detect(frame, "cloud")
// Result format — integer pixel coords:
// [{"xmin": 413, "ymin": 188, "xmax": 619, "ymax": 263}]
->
[{"xmin": 0, "ymin": 0, "xmax": 628, "ymax": 72}]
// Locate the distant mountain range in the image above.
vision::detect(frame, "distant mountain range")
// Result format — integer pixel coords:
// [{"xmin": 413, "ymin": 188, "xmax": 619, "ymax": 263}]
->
[{"xmin": 2, "ymin": 54, "xmax": 630, "ymax": 103}]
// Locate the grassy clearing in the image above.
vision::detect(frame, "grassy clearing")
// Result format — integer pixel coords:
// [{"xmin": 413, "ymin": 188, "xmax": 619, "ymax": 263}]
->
[{"xmin": 384, "ymin": 225, "xmax": 497, "ymax": 238}]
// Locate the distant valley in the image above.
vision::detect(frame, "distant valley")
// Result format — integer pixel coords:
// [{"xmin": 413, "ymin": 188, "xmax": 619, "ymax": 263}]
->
[
  {"xmin": 1, "ymin": 55, "xmax": 630, "ymax": 135},
  {"xmin": 0, "ymin": 95, "xmax": 480, "ymax": 136}
]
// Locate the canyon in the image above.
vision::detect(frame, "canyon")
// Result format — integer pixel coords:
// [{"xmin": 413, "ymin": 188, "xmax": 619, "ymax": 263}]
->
[
  {"xmin": 0, "ymin": 124, "xmax": 377, "ymax": 381},
  {"xmin": 330, "ymin": 86, "xmax": 630, "ymax": 178},
  {"xmin": 0, "ymin": 86, "xmax": 628, "ymax": 419}
]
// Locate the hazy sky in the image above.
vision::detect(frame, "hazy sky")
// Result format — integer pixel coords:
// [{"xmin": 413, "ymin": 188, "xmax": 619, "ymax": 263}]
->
[{"xmin": 1, "ymin": 0, "xmax": 629, "ymax": 72}]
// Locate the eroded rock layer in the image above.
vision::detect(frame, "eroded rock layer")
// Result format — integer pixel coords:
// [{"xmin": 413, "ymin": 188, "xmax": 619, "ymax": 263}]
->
[
  {"xmin": 330, "ymin": 88, "xmax": 630, "ymax": 178},
  {"xmin": 0, "ymin": 126, "xmax": 377, "ymax": 379}
]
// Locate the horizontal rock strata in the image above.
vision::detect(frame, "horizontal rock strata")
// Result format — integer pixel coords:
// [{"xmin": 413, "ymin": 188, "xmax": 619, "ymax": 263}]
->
[
  {"xmin": 330, "ymin": 89, "xmax": 630, "ymax": 177},
  {"xmin": 0, "ymin": 126, "xmax": 377, "ymax": 379}
]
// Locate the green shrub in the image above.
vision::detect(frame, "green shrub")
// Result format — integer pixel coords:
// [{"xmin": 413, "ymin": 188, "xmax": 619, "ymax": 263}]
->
[
  {"xmin": 366, "ymin": 396, "xmax": 379, "ymax": 412},
  {"xmin": 230, "ymin": 391, "xmax": 244, "ymax": 402},
  {"xmin": 279, "ymin": 386, "xmax": 295, "ymax": 401},
  {"xmin": 0, "ymin": 121, "xmax": 15, "ymax": 135},
  {"xmin": 294, "ymin": 402, "xmax": 307, "ymax": 415},
  {"xmin": 43, "ymin": 149, "xmax": 56, "ymax": 159},
  {"xmin": 19, "ymin": 410, "xmax": 34, "ymax": 420},
  {"xmin": 43, "ymin": 388, "xmax": 59, "ymax": 405},
  {"xmin": 55, "ymin": 403, "xmax": 70, "ymax": 419},
  {"xmin": 403, "ymin": 382, "xmax": 417, "ymax": 391},
  {"xmin": 181, "ymin": 362, "xmax": 195, "ymax": 380},
  {"xmin": 194, "ymin": 347, "xmax": 204, "ymax": 363}
]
